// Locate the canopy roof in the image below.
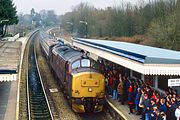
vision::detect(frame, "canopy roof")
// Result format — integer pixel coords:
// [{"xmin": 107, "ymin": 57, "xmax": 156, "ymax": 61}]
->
[{"xmin": 72, "ymin": 38, "xmax": 180, "ymax": 75}]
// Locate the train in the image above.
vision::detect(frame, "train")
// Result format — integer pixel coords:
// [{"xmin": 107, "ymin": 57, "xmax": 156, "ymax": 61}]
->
[{"xmin": 39, "ymin": 31, "xmax": 105, "ymax": 113}]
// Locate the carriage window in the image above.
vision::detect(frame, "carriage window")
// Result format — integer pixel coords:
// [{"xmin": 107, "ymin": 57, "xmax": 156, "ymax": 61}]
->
[
  {"xmin": 81, "ymin": 59, "xmax": 90, "ymax": 67},
  {"xmin": 72, "ymin": 60, "xmax": 80, "ymax": 69}
]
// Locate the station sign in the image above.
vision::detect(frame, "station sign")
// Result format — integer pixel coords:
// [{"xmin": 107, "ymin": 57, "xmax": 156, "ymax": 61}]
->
[
  {"xmin": 0, "ymin": 74, "xmax": 17, "ymax": 82},
  {"xmin": 168, "ymin": 78, "xmax": 180, "ymax": 87}
]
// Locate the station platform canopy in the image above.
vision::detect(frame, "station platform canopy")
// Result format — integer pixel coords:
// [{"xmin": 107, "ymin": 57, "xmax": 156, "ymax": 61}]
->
[{"xmin": 72, "ymin": 38, "xmax": 180, "ymax": 76}]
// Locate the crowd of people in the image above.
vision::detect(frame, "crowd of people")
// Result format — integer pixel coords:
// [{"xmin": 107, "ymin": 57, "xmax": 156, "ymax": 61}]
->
[{"xmin": 98, "ymin": 59, "xmax": 180, "ymax": 120}]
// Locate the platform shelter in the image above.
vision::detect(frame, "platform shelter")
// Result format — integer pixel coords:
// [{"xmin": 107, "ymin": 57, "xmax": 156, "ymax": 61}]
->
[{"xmin": 72, "ymin": 38, "xmax": 180, "ymax": 91}]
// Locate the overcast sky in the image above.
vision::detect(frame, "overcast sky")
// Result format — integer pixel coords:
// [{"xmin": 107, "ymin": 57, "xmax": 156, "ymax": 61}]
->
[{"xmin": 13, "ymin": 0, "xmax": 145, "ymax": 15}]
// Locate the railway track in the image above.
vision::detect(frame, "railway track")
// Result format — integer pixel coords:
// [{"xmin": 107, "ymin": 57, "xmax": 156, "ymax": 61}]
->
[
  {"xmin": 27, "ymin": 33, "xmax": 53, "ymax": 120},
  {"xmin": 19, "ymin": 31, "xmax": 40, "ymax": 120}
]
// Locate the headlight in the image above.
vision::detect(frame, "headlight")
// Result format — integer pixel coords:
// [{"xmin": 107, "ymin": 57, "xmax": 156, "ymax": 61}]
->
[{"xmin": 88, "ymin": 87, "xmax": 93, "ymax": 92}]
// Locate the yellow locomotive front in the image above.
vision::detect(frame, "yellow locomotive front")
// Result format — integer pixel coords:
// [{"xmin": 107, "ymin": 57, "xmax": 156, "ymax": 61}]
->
[{"xmin": 71, "ymin": 72, "xmax": 105, "ymax": 113}]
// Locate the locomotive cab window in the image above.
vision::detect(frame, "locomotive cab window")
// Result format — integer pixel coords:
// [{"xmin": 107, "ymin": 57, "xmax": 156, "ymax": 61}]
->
[
  {"xmin": 72, "ymin": 60, "xmax": 80, "ymax": 69},
  {"xmin": 91, "ymin": 59, "xmax": 99, "ymax": 69},
  {"xmin": 81, "ymin": 59, "xmax": 90, "ymax": 67}
]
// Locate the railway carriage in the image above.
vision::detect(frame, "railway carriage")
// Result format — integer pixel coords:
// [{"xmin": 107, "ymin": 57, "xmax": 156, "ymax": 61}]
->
[
  {"xmin": 40, "ymin": 33, "xmax": 105, "ymax": 113},
  {"xmin": 39, "ymin": 32, "xmax": 64, "ymax": 60},
  {"xmin": 40, "ymin": 39, "xmax": 57, "ymax": 60}
]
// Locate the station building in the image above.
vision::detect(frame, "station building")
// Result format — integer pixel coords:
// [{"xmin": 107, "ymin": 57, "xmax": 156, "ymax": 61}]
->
[{"xmin": 72, "ymin": 38, "xmax": 180, "ymax": 92}]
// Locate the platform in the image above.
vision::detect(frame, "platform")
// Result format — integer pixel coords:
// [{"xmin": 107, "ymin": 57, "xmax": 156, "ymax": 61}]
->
[
  {"xmin": 0, "ymin": 37, "xmax": 27, "ymax": 120},
  {"xmin": 106, "ymin": 96, "xmax": 141, "ymax": 120},
  {"xmin": 0, "ymin": 41, "xmax": 22, "ymax": 81}
]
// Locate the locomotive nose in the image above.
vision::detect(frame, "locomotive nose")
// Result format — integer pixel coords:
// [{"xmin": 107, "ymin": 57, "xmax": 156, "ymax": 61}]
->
[
  {"xmin": 71, "ymin": 72, "xmax": 105, "ymax": 112},
  {"xmin": 72, "ymin": 72, "xmax": 105, "ymax": 98}
]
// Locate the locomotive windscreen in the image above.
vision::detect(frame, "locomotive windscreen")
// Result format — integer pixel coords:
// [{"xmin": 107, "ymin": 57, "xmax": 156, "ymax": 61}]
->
[{"xmin": 81, "ymin": 59, "xmax": 90, "ymax": 67}]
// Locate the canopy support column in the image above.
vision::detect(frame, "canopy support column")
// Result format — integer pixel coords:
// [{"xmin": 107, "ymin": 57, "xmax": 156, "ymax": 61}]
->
[
  {"xmin": 130, "ymin": 70, "xmax": 133, "ymax": 78},
  {"xmin": 154, "ymin": 75, "xmax": 158, "ymax": 88},
  {"xmin": 141, "ymin": 74, "xmax": 145, "ymax": 81}
]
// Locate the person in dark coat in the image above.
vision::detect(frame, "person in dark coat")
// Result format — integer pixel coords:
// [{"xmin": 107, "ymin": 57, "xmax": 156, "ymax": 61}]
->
[
  {"xmin": 128, "ymin": 84, "xmax": 134, "ymax": 114},
  {"xmin": 134, "ymin": 88, "xmax": 141, "ymax": 115},
  {"xmin": 122, "ymin": 76, "xmax": 128, "ymax": 102},
  {"xmin": 166, "ymin": 101, "xmax": 176, "ymax": 120},
  {"xmin": 159, "ymin": 98, "xmax": 167, "ymax": 113},
  {"xmin": 112, "ymin": 77, "xmax": 119, "ymax": 100},
  {"xmin": 171, "ymin": 98, "xmax": 178, "ymax": 110},
  {"xmin": 142, "ymin": 94, "xmax": 151, "ymax": 120},
  {"xmin": 150, "ymin": 105, "xmax": 158, "ymax": 120},
  {"xmin": 149, "ymin": 98, "xmax": 156, "ymax": 115}
]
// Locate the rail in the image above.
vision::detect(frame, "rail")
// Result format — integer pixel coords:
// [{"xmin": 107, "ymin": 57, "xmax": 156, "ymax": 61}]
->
[
  {"xmin": 34, "ymin": 35, "xmax": 54, "ymax": 119},
  {"xmin": 27, "ymin": 31, "xmax": 53, "ymax": 120}
]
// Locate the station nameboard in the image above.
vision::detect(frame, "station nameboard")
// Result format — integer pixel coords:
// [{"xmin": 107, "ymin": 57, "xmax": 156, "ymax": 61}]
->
[
  {"xmin": 0, "ymin": 74, "xmax": 17, "ymax": 82},
  {"xmin": 168, "ymin": 78, "xmax": 180, "ymax": 87}
]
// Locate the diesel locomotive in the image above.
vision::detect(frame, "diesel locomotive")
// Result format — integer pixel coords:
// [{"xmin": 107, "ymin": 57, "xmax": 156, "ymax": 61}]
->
[{"xmin": 39, "ymin": 31, "xmax": 105, "ymax": 113}]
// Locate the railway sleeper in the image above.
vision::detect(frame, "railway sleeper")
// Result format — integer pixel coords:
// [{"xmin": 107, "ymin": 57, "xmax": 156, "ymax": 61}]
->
[
  {"xmin": 31, "ymin": 107, "xmax": 49, "ymax": 111},
  {"xmin": 31, "ymin": 95, "xmax": 44, "ymax": 98},
  {"xmin": 32, "ymin": 111, "xmax": 50, "ymax": 114},
  {"xmin": 32, "ymin": 112, "xmax": 50, "ymax": 116},
  {"xmin": 31, "ymin": 112, "xmax": 50, "ymax": 115},
  {"xmin": 31, "ymin": 106, "xmax": 49, "ymax": 109},
  {"xmin": 31, "ymin": 96, "xmax": 45, "ymax": 100},
  {"xmin": 31, "ymin": 98, "xmax": 46, "ymax": 102},
  {"xmin": 31, "ymin": 110, "xmax": 49, "ymax": 114},
  {"xmin": 32, "ymin": 116, "xmax": 51, "ymax": 119},
  {"xmin": 30, "ymin": 101, "xmax": 46, "ymax": 105},
  {"xmin": 31, "ymin": 106, "xmax": 49, "ymax": 110},
  {"xmin": 31, "ymin": 93, "xmax": 44, "ymax": 97},
  {"xmin": 32, "ymin": 114, "xmax": 50, "ymax": 117},
  {"xmin": 31, "ymin": 103, "xmax": 46, "ymax": 107},
  {"xmin": 31, "ymin": 106, "xmax": 48, "ymax": 110}
]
